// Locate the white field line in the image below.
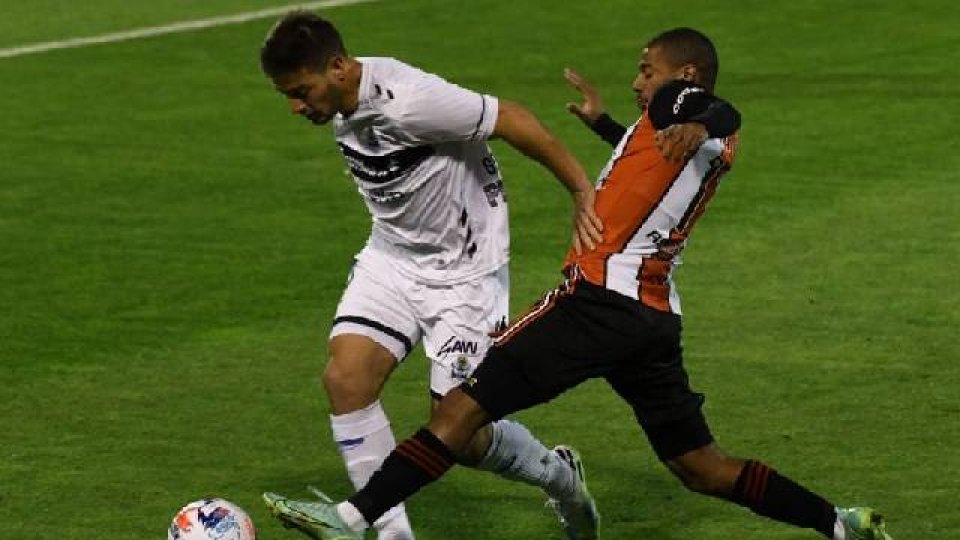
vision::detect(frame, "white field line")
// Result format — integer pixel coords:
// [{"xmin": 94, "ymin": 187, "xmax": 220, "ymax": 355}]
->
[{"xmin": 0, "ymin": 0, "xmax": 380, "ymax": 59}]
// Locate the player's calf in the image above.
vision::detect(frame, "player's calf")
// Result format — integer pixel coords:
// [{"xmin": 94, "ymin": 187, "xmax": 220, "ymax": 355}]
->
[{"xmin": 667, "ymin": 446, "xmax": 844, "ymax": 538}]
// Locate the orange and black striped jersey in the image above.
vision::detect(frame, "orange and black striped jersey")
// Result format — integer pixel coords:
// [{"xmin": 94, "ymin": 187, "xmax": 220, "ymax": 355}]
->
[{"xmin": 564, "ymin": 98, "xmax": 739, "ymax": 315}]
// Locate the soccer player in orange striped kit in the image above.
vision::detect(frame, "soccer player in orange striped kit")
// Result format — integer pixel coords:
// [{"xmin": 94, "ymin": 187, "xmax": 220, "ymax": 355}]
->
[{"xmin": 265, "ymin": 27, "xmax": 893, "ymax": 540}]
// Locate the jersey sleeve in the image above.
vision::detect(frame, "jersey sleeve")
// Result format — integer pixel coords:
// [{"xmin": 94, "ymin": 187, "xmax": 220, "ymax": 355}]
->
[
  {"xmin": 590, "ymin": 113, "xmax": 628, "ymax": 147},
  {"xmin": 391, "ymin": 73, "xmax": 499, "ymax": 144},
  {"xmin": 646, "ymin": 80, "xmax": 741, "ymax": 138}
]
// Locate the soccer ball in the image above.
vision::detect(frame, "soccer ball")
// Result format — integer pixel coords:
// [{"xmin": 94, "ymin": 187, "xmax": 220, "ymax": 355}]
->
[{"xmin": 168, "ymin": 498, "xmax": 256, "ymax": 540}]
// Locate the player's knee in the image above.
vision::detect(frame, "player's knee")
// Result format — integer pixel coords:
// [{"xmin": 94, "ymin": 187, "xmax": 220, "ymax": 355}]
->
[
  {"xmin": 429, "ymin": 396, "xmax": 491, "ymax": 466},
  {"xmin": 454, "ymin": 423, "xmax": 493, "ymax": 466},
  {"xmin": 674, "ymin": 467, "xmax": 730, "ymax": 496},
  {"xmin": 427, "ymin": 389, "xmax": 490, "ymax": 453},
  {"xmin": 321, "ymin": 359, "xmax": 379, "ymax": 411},
  {"xmin": 667, "ymin": 447, "xmax": 740, "ymax": 497}
]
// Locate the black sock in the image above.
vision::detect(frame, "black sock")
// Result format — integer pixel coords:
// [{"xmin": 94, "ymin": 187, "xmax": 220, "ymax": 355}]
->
[
  {"xmin": 348, "ymin": 428, "xmax": 455, "ymax": 525},
  {"xmin": 730, "ymin": 460, "xmax": 837, "ymax": 538}
]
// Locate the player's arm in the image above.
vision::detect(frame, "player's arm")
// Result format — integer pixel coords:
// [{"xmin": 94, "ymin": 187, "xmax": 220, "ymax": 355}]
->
[
  {"xmin": 564, "ymin": 67, "xmax": 741, "ymax": 160},
  {"xmin": 563, "ymin": 68, "xmax": 627, "ymax": 146},
  {"xmin": 394, "ymin": 72, "xmax": 602, "ymax": 253},
  {"xmin": 649, "ymin": 80, "xmax": 742, "ymax": 162},
  {"xmin": 492, "ymin": 100, "xmax": 602, "ymax": 254}
]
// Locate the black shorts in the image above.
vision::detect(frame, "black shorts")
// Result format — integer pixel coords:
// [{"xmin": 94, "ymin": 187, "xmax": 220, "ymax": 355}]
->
[{"xmin": 461, "ymin": 276, "xmax": 713, "ymax": 460}]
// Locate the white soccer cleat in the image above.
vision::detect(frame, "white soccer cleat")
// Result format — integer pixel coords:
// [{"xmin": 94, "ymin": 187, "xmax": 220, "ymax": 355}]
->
[{"xmin": 547, "ymin": 445, "xmax": 600, "ymax": 540}]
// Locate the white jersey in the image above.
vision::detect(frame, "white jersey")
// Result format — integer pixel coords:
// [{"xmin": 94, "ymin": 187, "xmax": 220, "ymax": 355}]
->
[{"xmin": 332, "ymin": 57, "xmax": 508, "ymax": 285}]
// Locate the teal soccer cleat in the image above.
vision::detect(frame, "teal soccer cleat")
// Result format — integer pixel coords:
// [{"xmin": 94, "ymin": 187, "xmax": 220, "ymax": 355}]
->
[
  {"xmin": 262, "ymin": 487, "xmax": 362, "ymax": 540},
  {"xmin": 547, "ymin": 445, "xmax": 600, "ymax": 540},
  {"xmin": 837, "ymin": 507, "xmax": 893, "ymax": 540}
]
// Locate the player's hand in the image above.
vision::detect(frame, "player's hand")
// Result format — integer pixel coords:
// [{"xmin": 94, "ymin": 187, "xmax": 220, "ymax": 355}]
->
[
  {"xmin": 564, "ymin": 68, "xmax": 606, "ymax": 126},
  {"xmin": 571, "ymin": 189, "xmax": 603, "ymax": 255},
  {"xmin": 655, "ymin": 123, "xmax": 708, "ymax": 162}
]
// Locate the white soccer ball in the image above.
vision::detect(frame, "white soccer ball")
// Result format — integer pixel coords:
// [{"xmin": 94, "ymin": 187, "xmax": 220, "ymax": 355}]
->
[{"xmin": 168, "ymin": 498, "xmax": 256, "ymax": 540}]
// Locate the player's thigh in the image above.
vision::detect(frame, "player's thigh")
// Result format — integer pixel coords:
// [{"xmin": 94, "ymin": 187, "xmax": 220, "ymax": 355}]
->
[
  {"xmin": 463, "ymin": 280, "xmax": 628, "ymax": 420},
  {"xmin": 604, "ymin": 307, "xmax": 714, "ymax": 461},
  {"xmin": 417, "ymin": 266, "xmax": 509, "ymax": 398},
  {"xmin": 326, "ymin": 256, "xmax": 422, "ymax": 411}
]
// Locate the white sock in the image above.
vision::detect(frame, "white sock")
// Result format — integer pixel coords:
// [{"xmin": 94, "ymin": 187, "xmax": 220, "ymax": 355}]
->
[
  {"xmin": 476, "ymin": 419, "xmax": 575, "ymax": 500},
  {"xmin": 330, "ymin": 401, "xmax": 414, "ymax": 539},
  {"xmin": 833, "ymin": 511, "xmax": 846, "ymax": 540},
  {"xmin": 336, "ymin": 501, "xmax": 369, "ymax": 533}
]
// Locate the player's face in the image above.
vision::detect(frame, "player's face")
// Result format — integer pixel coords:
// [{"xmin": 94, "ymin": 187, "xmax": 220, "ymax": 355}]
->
[
  {"xmin": 272, "ymin": 61, "xmax": 347, "ymax": 125},
  {"xmin": 632, "ymin": 46, "xmax": 692, "ymax": 109}
]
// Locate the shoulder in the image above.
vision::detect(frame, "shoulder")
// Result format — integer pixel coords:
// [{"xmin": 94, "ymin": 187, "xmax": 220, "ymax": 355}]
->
[
  {"xmin": 373, "ymin": 59, "xmax": 479, "ymax": 123},
  {"xmin": 350, "ymin": 58, "xmax": 414, "ymax": 122},
  {"xmin": 363, "ymin": 57, "xmax": 431, "ymax": 92},
  {"xmin": 362, "ymin": 57, "xmax": 431, "ymax": 108}
]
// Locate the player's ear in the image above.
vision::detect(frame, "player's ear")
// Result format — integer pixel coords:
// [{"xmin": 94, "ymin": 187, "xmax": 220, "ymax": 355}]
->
[
  {"xmin": 679, "ymin": 64, "xmax": 697, "ymax": 83},
  {"xmin": 327, "ymin": 55, "xmax": 347, "ymax": 80}
]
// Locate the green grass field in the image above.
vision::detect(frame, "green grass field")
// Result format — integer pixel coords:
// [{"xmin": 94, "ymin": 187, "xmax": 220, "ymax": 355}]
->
[{"xmin": 2, "ymin": 1, "xmax": 958, "ymax": 538}]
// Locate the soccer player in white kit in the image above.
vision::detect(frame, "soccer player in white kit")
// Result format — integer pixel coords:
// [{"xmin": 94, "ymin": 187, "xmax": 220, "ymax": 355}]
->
[{"xmin": 259, "ymin": 11, "xmax": 603, "ymax": 540}]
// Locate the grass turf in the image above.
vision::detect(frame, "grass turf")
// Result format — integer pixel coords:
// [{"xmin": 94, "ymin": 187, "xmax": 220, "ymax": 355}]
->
[{"xmin": 1, "ymin": 0, "xmax": 957, "ymax": 538}]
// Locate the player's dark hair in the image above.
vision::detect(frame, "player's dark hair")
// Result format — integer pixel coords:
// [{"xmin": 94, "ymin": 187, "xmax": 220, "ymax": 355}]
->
[
  {"xmin": 647, "ymin": 27, "xmax": 719, "ymax": 91},
  {"xmin": 260, "ymin": 11, "xmax": 347, "ymax": 77}
]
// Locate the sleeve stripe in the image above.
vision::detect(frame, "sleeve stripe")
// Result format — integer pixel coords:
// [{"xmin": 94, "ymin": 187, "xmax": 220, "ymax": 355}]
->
[{"xmin": 469, "ymin": 94, "xmax": 487, "ymax": 141}]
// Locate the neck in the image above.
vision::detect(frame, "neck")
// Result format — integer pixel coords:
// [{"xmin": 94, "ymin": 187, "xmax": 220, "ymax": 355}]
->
[{"xmin": 339, "ymin": 58, "xmax": 363, "ymax": 116}]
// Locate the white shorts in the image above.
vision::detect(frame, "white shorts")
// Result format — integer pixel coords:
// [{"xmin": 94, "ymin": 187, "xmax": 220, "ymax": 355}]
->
[{"xmin": 330, "ymin": 250, "xmax": 509, "ymax": 397}]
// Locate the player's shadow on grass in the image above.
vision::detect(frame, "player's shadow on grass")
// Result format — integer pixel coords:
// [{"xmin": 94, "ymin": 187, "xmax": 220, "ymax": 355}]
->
[
  {"xmin": 413, "ymin": 463, "xmax": 706, "ymax": 540},
  {"xmin": 258, "ymin": 459, "xmax": 724, "ymax": 539}
]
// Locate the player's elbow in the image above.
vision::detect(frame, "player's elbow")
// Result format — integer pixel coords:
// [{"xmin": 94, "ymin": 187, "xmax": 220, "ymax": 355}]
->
[
  {"xmin": 493, "ymin": 99, "xmax": 558, "ymax": 157},
  {"xmin": 492, "ymin": 99, "xmax": 533, "ymax": 140}
]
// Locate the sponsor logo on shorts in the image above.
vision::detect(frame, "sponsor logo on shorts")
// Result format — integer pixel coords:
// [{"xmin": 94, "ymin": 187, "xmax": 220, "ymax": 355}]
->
[{"xmin": 438, "ymin": 336, "xmax": 478, "ymax": 357}]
